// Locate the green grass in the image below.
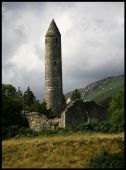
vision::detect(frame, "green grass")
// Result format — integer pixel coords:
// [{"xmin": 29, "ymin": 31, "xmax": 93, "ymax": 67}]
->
[
  {"xmin": 84, "ymin": 79, "xmax": 124, "ymax": 102},
  {"xmin": 65, "ymin": 75, "xmax": 124, "ymax": 103},
  {"xmin": 2, "ymin": 132, "xmax": 124, "ymax": 168}
]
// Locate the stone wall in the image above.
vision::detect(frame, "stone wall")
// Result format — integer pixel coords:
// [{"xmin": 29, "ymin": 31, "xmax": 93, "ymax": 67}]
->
[
  {"xmin": 59, "ymin": 112, "xmax": 65, "ymax": 128},
  {"xmin": 25, "ymin": 100, "xmax": 108, "ymax": 131},
  {"xmin": 83, "ymin": 100, "xmax": 108, "ymax": 122},
  {"xmin": 60, "ymin": 99, "xmax": 108, "ymax": 127},
  {"xmin": 25, "ymin": 112, "xmax": 59, "ymax": 131}
]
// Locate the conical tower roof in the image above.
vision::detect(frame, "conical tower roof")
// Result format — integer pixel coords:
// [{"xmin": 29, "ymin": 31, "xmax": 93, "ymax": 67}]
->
[{"xmin": 45, "ymin": 19, "xmax": 61, "ymax": 36}]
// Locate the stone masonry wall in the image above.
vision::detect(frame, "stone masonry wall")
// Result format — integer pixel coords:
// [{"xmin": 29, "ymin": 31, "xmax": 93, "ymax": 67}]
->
[
  {"xmin": 25, "ymin": 112, "xmax": 59, "ymax": 131},
  {"xmin": 60, "ymin": 100, "xmax": 108, "ymax": 127},
  {"xmin": 45, "ymin": 20, "xmax": 64, "ymax": 114},
  {"xmin": 25, "ymin": 100, "xmax": 108, "ymax": 131}
]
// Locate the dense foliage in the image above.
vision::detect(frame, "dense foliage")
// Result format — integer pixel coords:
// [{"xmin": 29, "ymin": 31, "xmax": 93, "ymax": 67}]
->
[
  {"xmin": 2, "ymin": 84, "xmax": 56, "ymax": 139},
  {"xmin": 28, "ymin": 100, "xmax": 57, "ymax": 118},
  {"xmin": 89, "ymin": 149, "xmax": 124, "ymax": 168},
  {"xmin": 2, "ymin": 84, "xmax": 29, "ymax": 128},
  {"xmin": 109, "ymin": 90, "xmax": 124, "ymax": 126},
  {"xmin": 2, "ymin": 96, "xmax": 28, "ymax": 128}
]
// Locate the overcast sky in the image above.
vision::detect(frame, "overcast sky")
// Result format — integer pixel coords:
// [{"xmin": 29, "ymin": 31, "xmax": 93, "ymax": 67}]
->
[{"xmin": 2, "ymin": 2, "xmax": 124, "ymax": 101}]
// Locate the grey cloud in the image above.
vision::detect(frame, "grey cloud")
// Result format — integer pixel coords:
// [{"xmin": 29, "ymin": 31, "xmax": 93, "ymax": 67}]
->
[
  {"xmin": 2, "ymin": 2, "xmax": 124, "ymax": 100},
  {"xmin": 68, "ymin": 62, "xmax": 124, "ymax": 81},
  {"xmin": 63, "ymin": 64, "xmax": 124, "ymax": 94}
]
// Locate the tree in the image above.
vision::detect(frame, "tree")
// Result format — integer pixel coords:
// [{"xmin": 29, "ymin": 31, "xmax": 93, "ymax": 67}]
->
[
  {"xmin": 2, "ymin": 84, "xmax": 29, "ymax": 128},
  {"xmin": 109, "ymin": 90, "xmax": 124, "ymax": 125},
  {"xmin": 16, "ymin": 86, "xmax": 23, "ymax": 100},
  {"xmin": 2, "ymin": 84, "xmax": 17, "ymax": 98},
  {"xmin": 23, "ymin": 87, "xmax": 36, "ymax": 109},
  {"xmin": 2, "ymin": 98, "xmax": 28, "ymax": 128},
  {"xmin": 70, "ymin": 89, "xmax": 81, "ymax": 101},
  {"xmin": 39, "ymin": 100, "xmax": 57, "ymax": 118},
  {"xmin": 28, "ymin": 100, "xmax": 42, "ymax": 113},
  {"xmin": 29, "ymin": 100, "xmax": 57, "ymax": 118},
  {"xmin": 2, "ymin": 97, "xmax": 25, "ymax": 127}
]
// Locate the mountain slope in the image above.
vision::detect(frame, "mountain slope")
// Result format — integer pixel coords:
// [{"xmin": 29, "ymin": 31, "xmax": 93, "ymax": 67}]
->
[{"xmin": 65, "ymin": 75, "xmax": 124, "ymax": 103}]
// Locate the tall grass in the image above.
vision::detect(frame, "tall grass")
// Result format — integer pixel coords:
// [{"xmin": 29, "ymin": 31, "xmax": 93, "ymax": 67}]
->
[{"xmin": 2, "ymin": 133, "xmax": 124, "ymax": 168}]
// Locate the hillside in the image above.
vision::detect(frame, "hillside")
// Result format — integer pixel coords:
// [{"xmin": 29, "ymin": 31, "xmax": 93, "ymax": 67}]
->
[
  {"xmin": 2, "ymin": 133, "xmax": 124, "ymax": 168},
  {"xmin": 65, "ymin": 75, "xmax": 124, "ymax": 103}
]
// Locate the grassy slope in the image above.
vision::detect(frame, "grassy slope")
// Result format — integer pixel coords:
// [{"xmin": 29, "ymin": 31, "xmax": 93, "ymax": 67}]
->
[
  {"xmin": 65, "ymin": 75, "xmax": 124, "ymax": 103},
  {"xmin": 2, "ymin": 133, "xmax": 124, "ymax": 168},
  {"xmin": 83, "ymin": 78, "xmax": 124, "ymax": 103}
]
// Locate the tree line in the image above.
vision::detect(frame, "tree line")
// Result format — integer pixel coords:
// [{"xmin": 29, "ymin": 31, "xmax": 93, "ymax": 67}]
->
[
  {"xmin": 2, "ymin": 84, "xmax": 124, "ymax": 139},
  {"xmin": 2, "ymin": 84, "xmax": 56, "ymax": 129}
]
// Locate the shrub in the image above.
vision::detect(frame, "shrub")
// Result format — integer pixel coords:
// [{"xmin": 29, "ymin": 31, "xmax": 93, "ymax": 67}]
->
[
  {"xmin": 37, "ymin": 129, "xmax": 59, "ymax": 136},
  {"xmin": 18, "ymin": 127, "xmax": 37, "ymax": 137},
  {"xmin": 78, "ymin": 123, "xmax": 94, "ymax": 131},
  {"xmin": 89, "ymin": 149, "xmax": 124, "ymax": 168},
  {"xmin": 70, "ymin": 121, "xmax": 101, "ymax": 132},
  {"xmin": 94, "ymin": 121, "xmax": 113, "ymax": 133},
  {"xmin": 2, "ymin": 125, "xmax": 19, "ymax": 140},
  {"xmin": 2, "ymin": 126, "xmax": 38, "ymax": 140}
]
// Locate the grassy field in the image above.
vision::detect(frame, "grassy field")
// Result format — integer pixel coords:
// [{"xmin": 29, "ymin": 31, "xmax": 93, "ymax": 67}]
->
[{"xmin": 2, "ymin": 132, "xmax": 124, "ymax": 168}]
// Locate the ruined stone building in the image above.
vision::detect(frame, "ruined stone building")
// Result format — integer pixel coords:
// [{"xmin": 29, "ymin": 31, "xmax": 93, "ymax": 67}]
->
[
  {"xmin": 25, "ymin": 19, "xmax": 108, "ymax": 131},
  {"xmin": 25, "ymin": 99, "xmax": 107, "ymax": 131}
]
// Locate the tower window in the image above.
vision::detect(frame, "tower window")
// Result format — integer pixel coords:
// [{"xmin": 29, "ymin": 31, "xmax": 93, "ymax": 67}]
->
[
  {"xmin": 45, "ymin": 39, "xmax": 47, "ymax": 43},
  {"xmin": 54, "ymin": 61, "xmax": 56, "ymax": 66},
  {"xmin": 55, "ymin": 38, "xmax": 58, "ymax": 43}
]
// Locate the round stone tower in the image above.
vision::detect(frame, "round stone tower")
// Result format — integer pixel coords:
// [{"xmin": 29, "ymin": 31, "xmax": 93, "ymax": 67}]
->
[{"xmin": 45, "ymin": 19, "xmax": 64, "ymax": 114}]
